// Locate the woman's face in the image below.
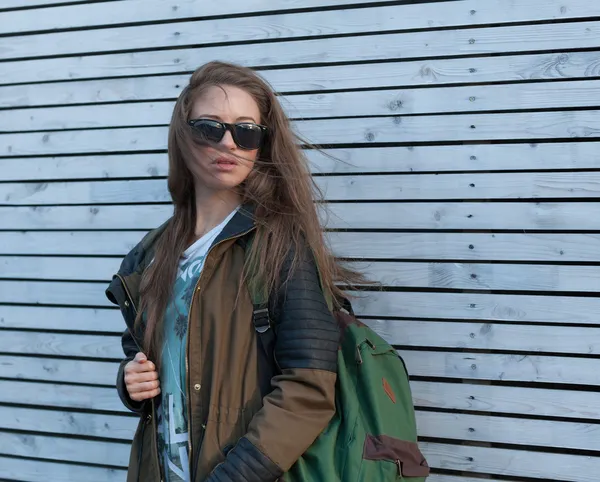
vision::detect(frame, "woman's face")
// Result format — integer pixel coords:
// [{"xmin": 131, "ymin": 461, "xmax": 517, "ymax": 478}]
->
[{"xmin": 186, "ymin": 84, "xmax": 261, "ymax": 193}]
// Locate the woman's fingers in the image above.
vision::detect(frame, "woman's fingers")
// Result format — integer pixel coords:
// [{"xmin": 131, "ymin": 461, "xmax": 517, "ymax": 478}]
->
[
  {"xmin": 130, "ymin": 387, "xmax": 161, "ymax": 402},
  {"xmin": 128, "ymin": 379, "xmax": 160, "ymax": 393}
]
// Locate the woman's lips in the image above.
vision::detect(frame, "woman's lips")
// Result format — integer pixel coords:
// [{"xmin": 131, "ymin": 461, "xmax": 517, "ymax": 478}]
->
[{"xmin": 214, "ymin": 156, "xmax": 237, "ymax": 172}]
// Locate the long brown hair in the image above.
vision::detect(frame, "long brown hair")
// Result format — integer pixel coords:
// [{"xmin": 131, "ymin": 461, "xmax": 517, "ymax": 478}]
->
[{"xmin": 137, "ymin": 60, "xmax": 366, "ymax": 361}]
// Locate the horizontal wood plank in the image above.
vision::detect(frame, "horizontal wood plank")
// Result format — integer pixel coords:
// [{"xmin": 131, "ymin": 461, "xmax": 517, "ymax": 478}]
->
[
  {"xmin": 0, "ymin": 354, "xmax": 118, "ymax": 385},
  {"xmin": 2, "ymin": 377, "xmax": 598, "ymax": 421},
  {"xmin": 0, "ymin": 230, "xmax": 143, "ymax": 255},
  {"xmin": 0, "ymin": 405, "xmax": 136, "ymax": 440},
  {"xmin": 6, "ymin": 280, "xmax": 600, "ymax": 324},
  {"xmin": 360, "ymin": 261, "xmax": 600, "ymax": 293},
  {"xmin": 5, "ymin": 254, "xmax": 600, "ymax": 294},
  {"xmin": 2, "ymin": 21, "xmax": 599, "ymax": 85},
  {"xmin": 4, "ymin": 348, "xmax": 598, "ymax": 386},
  {"xmin": 3, "ymin": 318, "xmax": 599, "ymax": 358},
  {"xmin": 0, "ymin": 280, "xmax": 110, "ymax": 306},
  {"xmin": 417, "ymin": 411, "xmax": 600, "ymax": 451},
  {"xmin": 366, "ymin": 319, "xmax": 600, "ymax": 354},
  {"xmin": 421, "ymin": 442, "xmax": 598, "ymax": 482},
  {"xmin": 0, "ymin": 0, "xmax": 92, "ymax": 8},
  {"xmin": 411, "ymin": 381, "xmax": 600, "ymax": 419},
  {"xmin": 401, "ymin": 350, "xmax": 600, "ymax": 385},
  {"xmin": 350, "ymin": 290, "xmax": 600, "ymax": 325},
  {"xmin": 0, "ymin": 255, "xmax": 119, "ymax": 280},
  {"xmin": 3, "ymin": 142, "xmax": 600, "ymax": 183},
  {"xmin": 326, "ymin": 202, "xmax": 600, "ymax": 230},
  {"xmin": 3, "ymin": 51, "xmax": 599, "ymax": 109},
  {"xmin": 0, "ymin": 330, "xmax": 122, "ymax": 359},
  {"xmin": 5, "ymin": 170, "xmax": 600, "ymax": 205},
  {"xmin": 0, "ymin": 432, "xmax": 129, "ymax": 467},
  {"xmin": 4, "ymin": 110, "xmax": 600, "ymax": 157},
  {"xmin": 4, "ymin": 0, "xmax": 599, "ymax": 57},
  {"xmin": 0, "ymin": 0, "xmax": 389, "ymax": 34},
  {"xmin": 0, "ymin": 380, "xmax": 124, "ymax": 411},
  {"xmin": 0, "ymin": 456, "xmax": 127, "ymax": 482},
  {"xmin": 5, "ymin": 406, "xmax": 599, "ymax": 452},
  {"xmin": 7, "ymin": 80, "xmax": 600, "ymax": 132},
  {"xmin": 4, "ymin": 230, "xmax": 600, "ymax": 263},
  {"xmin": 0, "ymin": 305, "xmax": 123, "ymax": 332},
  {"xmin": 3, "ymin": 202, "xmax": 600, "ymax": 231}
]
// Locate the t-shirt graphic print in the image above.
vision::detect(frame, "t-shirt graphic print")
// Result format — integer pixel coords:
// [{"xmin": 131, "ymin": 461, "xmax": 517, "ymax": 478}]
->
[{"xmin": 156, "ymin": 207, "xmax": 239, "ymax": 482}]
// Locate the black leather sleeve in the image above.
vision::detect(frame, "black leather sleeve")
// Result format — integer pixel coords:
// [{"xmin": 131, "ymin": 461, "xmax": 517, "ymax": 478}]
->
[
  {"xmin": 205, "ymin": 437, "xmax": 282, "ymax": 482},
  {"xmin": 270, "ymin": 247, "xmax": 339, "ymax": 372}
]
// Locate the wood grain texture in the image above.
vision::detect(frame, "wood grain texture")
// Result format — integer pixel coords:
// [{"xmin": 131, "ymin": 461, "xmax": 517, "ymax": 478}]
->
[
  {"xmin": 6, "ymin": 254, "xmax": 600, "ymax": 294},
  {"xmin": 0, "ymin": 305, "xmax": 123, "ymax": 332},
  {"xmin": 2, "ymin": 21, "xmax": 599, "ymax": 85},
  {"xmin": 0, "ymin": 456, "xmax": 127, "ymax": 482},
  {"xmin": 1, "ymin": 255, "xmax": 118, "ymax": 280},
  {"xmin": 5, "ymin": 171, "xmax": 600, "ymax": 205},
  {"xmin": 359, "ymin": 261, "xmax": 600, "ymax": 293},
  {"xmin": 3, "ymin": 0, "xmax": 598, "ymax": 57},
  {"xmin": 3, "ymin": 378, "xmax": 599, "ymax": 420},
  {"xmin": 0, "ymin": 380, "xmax": 125, "ymax": 411},
  {"xmin": 421, "ymin": 442, "xmax": 599, "ymax": 482},
  {"xmin": 0, "ymin": 230, "xmax": 142, "ymax": 255},
  {"xmin": 3, "ymin": 316, "xmax": 598, "ymax": 358},
  {"xmin": 417, "ymin": 411, "xmax": 600, "ymax": 451},
  {"xmin": 4, "ymin": 230, "xmax": 600, "ymax": 263},
  {"xmin": 0, "ymin": 280, "xmax": 110, "ymax": 306},
  {"xmin": 349, "ymin": 290, "xmax": 600, "ymax": 324},
  {"xmin": 401, "ymin": 350, "xmax": 600, "ymax": 385},
  {"xmin": 3, "ymin": 202, "xmax": 600, "ymax": 231},
  {"xmin": 6, "ymin": 279, "xmax": 600, "ymax": 324},
  {"xmin": 4, "ymin": 110, "xmax": 600, "ymax": 157},
  {"xmin": 366, "ymin": 319, "xmax": 600, "ymax": 354},
  {"xmin": 3, "ymin": 51, "xmax": 599, "ymax": 109},
  {"xmin": 0, "ymin": 432, "xmax": 129, "ymax": 467},
  {"xmin": 0, "ymin": 405, "xmax": 136, "ymax": 440},
  {"xmin": 0, "ymin": 330, "xmax": 122, "ymax": 359},
  {"xmin": 0, "ymin": 0, "xmax": 391, "ymax": 34},
  {"xmin": 4, "ymin": 405, "xmax": 599, "ymax": 453},
  {"xmin": 0, "ymin": 354, "xmax": 118, "ymax": 385},
  {"xmin": 4, "ymin": 142, "xmax": 600, "ymax": 183},
  {"xmin": 0, "ymin": 0, "xmax": 95, "ymax": 8},
  {"xmin": 411, "ymin": 381, "xmax": 600, "ymax": 419},
  {"xmin": 7, "ymin": 80, "xmax": 600, "ymax": 132}
]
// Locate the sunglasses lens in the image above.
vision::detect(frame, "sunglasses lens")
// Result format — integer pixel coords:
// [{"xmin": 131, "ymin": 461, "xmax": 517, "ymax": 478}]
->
[
  {"xmin": 190, "ymin": 120, "xmax": 225, "ymax": 143},
  {"xmin": 234, "ymin": 123, "xmax": 264, "ymax": 150}
]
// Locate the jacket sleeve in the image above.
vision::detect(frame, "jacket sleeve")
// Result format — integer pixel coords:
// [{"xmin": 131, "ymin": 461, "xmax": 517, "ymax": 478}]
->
[
  {"xmin": 206, "ymin": 248, "xmax": 339, "ymax": 481},
  {"xmin": 116, "ymin": 329, "xmax": 148, "ymax": 414}
]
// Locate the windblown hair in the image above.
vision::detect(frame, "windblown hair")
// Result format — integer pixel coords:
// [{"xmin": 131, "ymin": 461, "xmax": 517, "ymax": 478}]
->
[{"xmin": 137, "ymin": 60, "xmax": 366, "ymax": 362}]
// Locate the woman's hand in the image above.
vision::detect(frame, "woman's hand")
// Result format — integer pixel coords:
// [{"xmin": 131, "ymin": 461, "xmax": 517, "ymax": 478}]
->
[{"xmin": 124, "ymin": 352, "xmax": 161, "ymax": 402}]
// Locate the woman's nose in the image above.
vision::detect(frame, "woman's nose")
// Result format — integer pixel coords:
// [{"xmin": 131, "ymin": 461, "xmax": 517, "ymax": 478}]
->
[{"xmin": 220, "ymin": 129, "xmax": 236, "ymax": 150}]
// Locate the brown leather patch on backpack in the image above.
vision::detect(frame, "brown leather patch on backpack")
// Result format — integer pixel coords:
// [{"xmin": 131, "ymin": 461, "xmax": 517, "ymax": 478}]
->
[{"xmin": 382, "ymin": 378, "xmax": 396, "ymax": 404}]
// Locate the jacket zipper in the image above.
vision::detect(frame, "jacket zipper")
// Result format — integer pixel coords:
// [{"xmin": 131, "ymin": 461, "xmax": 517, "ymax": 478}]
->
[
  {"xmin": 186, "ymin": 227, "xmax": 255, "ymax": 482},
  {"xmin": 116, "ymin": 273, "xmax": 163, "ymax": 482}
]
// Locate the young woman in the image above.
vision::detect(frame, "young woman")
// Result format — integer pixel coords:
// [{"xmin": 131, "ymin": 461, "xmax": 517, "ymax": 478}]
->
[{"xmin": 106, "ymin": 61, "xmax": 361, "ymax": 482}]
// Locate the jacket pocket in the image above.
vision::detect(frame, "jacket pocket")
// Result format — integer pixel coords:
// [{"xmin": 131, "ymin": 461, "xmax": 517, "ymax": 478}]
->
[{"xmin": 363, "ymin": 434, "xmax": 429, "ymax": 477}]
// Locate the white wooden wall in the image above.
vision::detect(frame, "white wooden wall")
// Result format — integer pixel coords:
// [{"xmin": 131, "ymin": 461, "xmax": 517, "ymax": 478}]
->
[{"xmin": 1, "ymin": 0, "xmax": 600, "ymax": 480}]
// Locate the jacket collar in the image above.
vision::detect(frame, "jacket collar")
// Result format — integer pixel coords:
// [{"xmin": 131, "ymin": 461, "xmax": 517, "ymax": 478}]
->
[{"xmin": 119, "ymin": 202, "xmax": 256, "ymax": 280}]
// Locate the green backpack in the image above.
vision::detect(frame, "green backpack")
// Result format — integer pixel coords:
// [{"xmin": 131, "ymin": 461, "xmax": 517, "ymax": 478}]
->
[{"xmin": 244, "ymin": 245, "xmax": 430, "ymax": 482}]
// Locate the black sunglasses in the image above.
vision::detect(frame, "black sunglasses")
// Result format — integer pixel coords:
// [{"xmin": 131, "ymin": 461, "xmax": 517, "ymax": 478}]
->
[{"xmin": 187, "ymin": 118, "xmax": 268, "ymax": 150}]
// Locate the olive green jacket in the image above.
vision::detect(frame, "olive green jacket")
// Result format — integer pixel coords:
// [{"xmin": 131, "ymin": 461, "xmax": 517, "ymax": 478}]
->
[{"xmin": 106, "ymin": 206, "xmax": 339, "ymax": 482}]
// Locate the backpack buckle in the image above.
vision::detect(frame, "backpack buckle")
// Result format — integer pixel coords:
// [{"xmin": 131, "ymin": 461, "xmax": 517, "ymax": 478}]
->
[{"xmin": 252, "ymin": 307, "xmax": 271, "ymax": 333}]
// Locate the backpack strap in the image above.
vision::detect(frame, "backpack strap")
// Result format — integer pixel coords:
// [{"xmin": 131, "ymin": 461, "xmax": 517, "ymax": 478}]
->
[{"xmin": 238, "ymin": 234, "xmax": 277, "ymax": 396}]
